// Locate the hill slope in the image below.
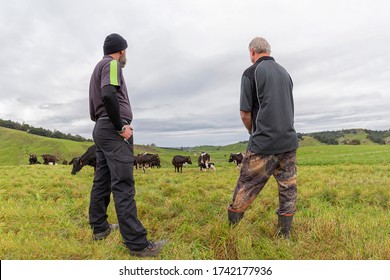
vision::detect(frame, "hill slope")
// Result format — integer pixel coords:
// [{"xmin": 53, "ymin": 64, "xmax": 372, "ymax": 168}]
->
[
  {"xmin": 0, "ymin": 127, "xmax": 94, "ymax": 165},
  {"xmin": 0, "ymin": 127, "xmax": 162, "ymax": 166}
]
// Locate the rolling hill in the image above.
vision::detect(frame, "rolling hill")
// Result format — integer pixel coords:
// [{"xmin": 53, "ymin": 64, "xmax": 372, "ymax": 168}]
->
[
  {"xmin": 0, "ymin": 127, "xmax": 94, "ymax": 166},
  {"xmin": 1, "ymin": 126, "xmax": 389, "ymax": 166},
  {"xmin": 0, "ymin": 127, "xmax": 160, "ymax": 166}
]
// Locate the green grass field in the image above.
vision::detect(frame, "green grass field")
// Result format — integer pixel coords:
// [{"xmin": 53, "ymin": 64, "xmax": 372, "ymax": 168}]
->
[{"xmin": 0, "ymin": 127, "xmax": 389, "ymax": 259}]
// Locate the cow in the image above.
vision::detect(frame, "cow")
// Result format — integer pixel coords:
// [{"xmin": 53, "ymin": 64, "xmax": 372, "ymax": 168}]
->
[
  {"xmin": 133, "ymin": 155, "xmax": 138, "ymax": 170},
  {"xmin": 198, "ymin": 162, "xmax": 216, "ymax": 172},
  {"xmin": 71, "ymin": 145, "xmax": 97, "ymax": 175},
  {"xmin": 135, "ymin": 153, "xmax": 144, "ymax": 170},
  {"xmin": 198, "ymin": 152, "xmax": 211, "ymax": 171},
  {"xmin": 229, "ymin": 152, "xmax": 244, "ymax": 168},
  {"xmin": 41, "ymin": 154, "xmax": 57, "ymax": 165},
  {"xmin": 207, "ymin": 162, "xmax": 216, "ymax": 171},
  {"xmin": 150, "ymin": 159, "xmax": 161, "ymax": 169},
  {"xmin": 29, "ymin": 154, "xmax": 41, "ymax": 164},
  {"xmin": 172, "ymin": 155, "xmax": 192, "ymax": 173},
  {"xmin": 136, "ymin": 153, "xmax": 160, "ymax": 172}
]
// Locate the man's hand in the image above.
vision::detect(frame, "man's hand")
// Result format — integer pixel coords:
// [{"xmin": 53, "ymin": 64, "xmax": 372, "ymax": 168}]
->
[{"xmin": 119, "ymin": 125, "xmax": 133, "ymax": 140}]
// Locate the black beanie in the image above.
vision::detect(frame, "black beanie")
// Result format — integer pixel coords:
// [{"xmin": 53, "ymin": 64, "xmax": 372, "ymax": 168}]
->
[{"xmin": 103, "ymin": 33, "xmax": 128, "ymax": 55}]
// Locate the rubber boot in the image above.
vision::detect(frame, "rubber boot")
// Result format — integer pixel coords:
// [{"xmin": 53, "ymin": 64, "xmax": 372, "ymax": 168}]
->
[
  {"xmin": 228, "ymin": 205, "xmax": 244, "ymax": 226},
  {"xmin": 277, "ymin": 215, "xmax": 293, "ymax": 239}
]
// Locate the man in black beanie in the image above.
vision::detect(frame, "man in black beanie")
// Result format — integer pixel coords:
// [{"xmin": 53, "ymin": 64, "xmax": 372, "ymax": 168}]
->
[{"xmin": 89, "ymin": 33, "xmax": 166, "ymax": 257}]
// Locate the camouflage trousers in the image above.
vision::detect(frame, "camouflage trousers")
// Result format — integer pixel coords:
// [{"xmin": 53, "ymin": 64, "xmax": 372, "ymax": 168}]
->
[{"xmin": 230, "ymin": 149, "xmax": 297, "ymax": 216}]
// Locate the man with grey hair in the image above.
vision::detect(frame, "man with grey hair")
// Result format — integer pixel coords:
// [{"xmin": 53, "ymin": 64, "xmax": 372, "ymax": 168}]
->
[
  {"xmin": 248, "ymin": 37, "xmax": 271, "ymax": 55},
  {"xmin": 228, "ymin": 37, "xmax": 298, "ymax": 239}
]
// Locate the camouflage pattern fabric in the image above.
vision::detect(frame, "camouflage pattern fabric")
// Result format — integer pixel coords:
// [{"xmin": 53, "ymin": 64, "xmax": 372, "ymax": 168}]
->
[{"xmin": 231, "ymin": 149, "xmax": 297, "ymax": 216}]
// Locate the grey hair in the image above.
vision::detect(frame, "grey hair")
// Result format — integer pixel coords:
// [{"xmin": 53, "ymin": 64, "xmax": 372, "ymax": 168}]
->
[{"xmin": 248, "ymin": 37, "xmax": 271, "ymax": 54}]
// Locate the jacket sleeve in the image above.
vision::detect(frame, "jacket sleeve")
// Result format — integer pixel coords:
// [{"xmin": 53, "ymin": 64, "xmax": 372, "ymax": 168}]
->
[
  {"xmin": 240, "ymin": 75, "xmax": 253, "ymax": 112},
  {"xmin": 101, "ymin": 84, "xmax": 123, "ymax": 131}
]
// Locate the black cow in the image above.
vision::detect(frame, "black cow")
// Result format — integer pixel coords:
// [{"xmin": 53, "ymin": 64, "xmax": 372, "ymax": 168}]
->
[
  {"xmin": 150, "ymin": 159, "xmax": 161, "ymax": 169},
  {"xmin": 133, "ymin": 155, "xmax": 138, "ymax": 170},
  {"xmin": 42, "ymin": 154, "xmax": 57, "ymax": 165},
  {"xmin": 71, "ymin": 145, "xmax": 97, "ymax": 175},
  {"xmin": 198, "ymin": 152, "xmax": 211, "ymax": 171},
  {"xmin": 135, "ymin": 153, "xmax": 143, "ymax": 170},
  {"xmin": 136, "ymin": 153, "xmax": 160, "ymax": 172},
  {"xmin": 172, "ymin": 155, "xmax": 192, "ymax": 173},
  {"xmin": 29, "ymin": 154, "xmax": 41, "ymax": 164},
  {"xmin": 229, "ymin": 152, "xmax": 244, "ymax": 168}
]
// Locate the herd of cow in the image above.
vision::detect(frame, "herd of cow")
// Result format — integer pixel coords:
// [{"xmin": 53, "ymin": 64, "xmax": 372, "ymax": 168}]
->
[{"xmin": 28, "ymin": 145, "xmax": 245, "ymax": 175}]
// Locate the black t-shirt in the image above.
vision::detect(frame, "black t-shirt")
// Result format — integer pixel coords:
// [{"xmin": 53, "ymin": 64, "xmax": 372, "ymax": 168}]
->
[
  {"xmin": 89, "ymin": 55, "xmax": 133, "ymax": 122},
  {"xmin": 240, "ymin": 56, "xmax": 298, "ymax": 154}
]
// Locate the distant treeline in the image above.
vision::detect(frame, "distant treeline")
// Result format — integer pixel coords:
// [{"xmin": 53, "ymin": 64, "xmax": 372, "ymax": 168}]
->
[
  {"xmin": 0, "ymin": 119, "xmax": 92, "ymax": 142},
  {"xmin": 297, "ymin": 129, "xmax": 390, "ymax": 145}
]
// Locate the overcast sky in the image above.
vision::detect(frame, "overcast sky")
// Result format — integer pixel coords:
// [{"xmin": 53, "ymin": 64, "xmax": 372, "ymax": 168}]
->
[{"xmin": 0, "ymin": 0, "xmax": 389, "ymax": 147}]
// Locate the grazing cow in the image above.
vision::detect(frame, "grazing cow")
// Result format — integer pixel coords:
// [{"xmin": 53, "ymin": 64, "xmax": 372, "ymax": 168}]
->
[
  {"xmin": 42, "ymin": 154, "xmax": 57, "ymax": 165},
  {"xmin": 136, "ymin": 153, "xmax": 160, "ymax": 172},
  {"xmin": 29, "ymin": 154, "xmax": 41, "ymax": 164},
  {"xmin": 229, "ymin": 152, "xmax": 244, "ymax": 168},
  {"xmin": 62, "ymin": 160, "xmax": 68, "ymax": 165},
  {"xmin": 172, "ymin": 155, "xmax": 192, "ymax": 173},
  {"xmin": 198, "ymin": 152, "xmax": 211, "ymax": 171},
  {"xmin": 208, "ymin": 162, "xmax": 216, "ymax": 171},
  {"xmin": 150, "ymin": 159, "xmax": 161, "ymax": 169},
  {"xmin": 71, "ymin": 145, "xmax": 97, "ymax": 175},
  {"xmin": 198, "ymin": 162, "xmax": 216, "ymax": 172}
]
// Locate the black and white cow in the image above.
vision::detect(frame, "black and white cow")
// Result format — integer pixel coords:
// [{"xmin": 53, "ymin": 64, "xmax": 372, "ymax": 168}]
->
[
  {"xmin": 71, "ymin": 145, "xmax": 97, "ymax": 175},
  {"xmin": 172, "ymin": 155, "xmax": 192, "ymax": 173},
  {"xmin": 42, "ymin": 154, "xmax": 57, "ymax": 165},
  {"xmin": 198, "ymin": 152, "xmax": 211, "ymax": 171},
  {"xmin": 206, "ymin": 162, "xmax": 216, "ymax": 171}
]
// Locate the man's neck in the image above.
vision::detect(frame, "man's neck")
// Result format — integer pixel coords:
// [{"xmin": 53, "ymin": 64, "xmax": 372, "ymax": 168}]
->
[
  {"xmin": 252, "ymin": 53, "xmax": 270, "ymax": 64},
  {"xmin": 109, "ymin": 53, "xmax": 120, "ymax": 61}
]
